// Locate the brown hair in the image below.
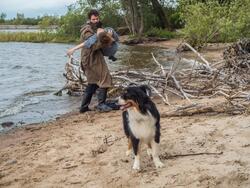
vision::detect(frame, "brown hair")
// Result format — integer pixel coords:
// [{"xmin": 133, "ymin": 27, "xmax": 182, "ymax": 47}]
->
[
  {"xmin": 98, "ymin": 32, "xmax": 114, "ymax": 47},
  {"xmin": 88, "ymin": 9, "xmax": 99, "ymax": 19}
]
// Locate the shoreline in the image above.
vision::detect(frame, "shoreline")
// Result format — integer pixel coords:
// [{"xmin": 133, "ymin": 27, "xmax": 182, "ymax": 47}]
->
[
  {"xmin": 0, "ymin": 38, "xmax": 228, "ymax": 133},
  {"xmin": 0, "ymin": 39, "xmax": 228, "ymax": 134},
  {"xmin": 1, "ymin": 40, "xmax": 249, "ymax": 187}
]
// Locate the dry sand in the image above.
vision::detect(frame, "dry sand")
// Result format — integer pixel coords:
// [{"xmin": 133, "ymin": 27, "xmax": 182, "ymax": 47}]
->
[
  {"xmin": 1, "ymin": 39, "xmax": 250, "ymax": 188},
  {"xmin": 0, "ymin": 96, "xmax": 250, "ymax": 188}
]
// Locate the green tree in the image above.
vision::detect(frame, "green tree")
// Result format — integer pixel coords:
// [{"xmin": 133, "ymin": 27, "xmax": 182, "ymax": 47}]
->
[
  {"xmin": 58, "ymin": 4, "xmax": 86, "ymax": 38},
  {"xmin": 0, "ymin": 13, "xmax": 7, "ymax": 23},
  {"xmin": 38, "ymin": 15, "xmax": 59, "ymax": 29},
  {"xmin": 12, "ymin": 13, "xmax": 25, "ymax": 24}
]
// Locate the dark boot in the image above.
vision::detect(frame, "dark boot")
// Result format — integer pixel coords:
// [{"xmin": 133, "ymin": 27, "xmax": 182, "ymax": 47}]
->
[
  {"xmin": 80, "ymin": 84, "xmax": 98, "ymax": 113},
  {"xmin": 109, "ymin": 56, "xmax": 117, "ymax": 61},
  {"xmin": 105, "ymin": 99, "xmax": 121, "ymax": 110},
  {"xmin": 96, "ymin": 88, "xmax": 112, "ymax": 112}
]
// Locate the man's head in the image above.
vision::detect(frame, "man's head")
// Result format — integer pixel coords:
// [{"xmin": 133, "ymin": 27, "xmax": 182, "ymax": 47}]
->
[
  {"xmin": 87, "ymin": 9, "xmax": 102, "ymax": 30},
  {"xmin": 88, "ymin": 9, "xmax": 100, "ymax": 24}
]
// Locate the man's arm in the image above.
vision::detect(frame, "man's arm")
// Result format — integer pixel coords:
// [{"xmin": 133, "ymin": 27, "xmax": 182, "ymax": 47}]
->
[{"xmin": 83, "ymin": 34, "xmax": 98, "ymax": 48}]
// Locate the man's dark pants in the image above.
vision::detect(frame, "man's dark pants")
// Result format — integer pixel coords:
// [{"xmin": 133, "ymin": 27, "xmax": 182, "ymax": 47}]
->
[{"xmin": 80, "ymin": 83, "xmax": 110, "ymax": 113}]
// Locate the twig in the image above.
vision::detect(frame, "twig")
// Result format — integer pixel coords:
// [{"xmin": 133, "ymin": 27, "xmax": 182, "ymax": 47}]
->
[
  {"xmin": 160, "ymin": 151, "xmax": 223, "ymax": 160},
  {"xmin": 171, "ymin": 75, "xmax": 192, "ymax": 102},
  {"xmin": 182, "ymin": 42, "xmax": 212, "ymax": 73},
  {"xmin": 150, "ymin": 85, "xmax": 170, "ymax": 105},
  {"xmin": 151, "ymin": 52, "xmax": 167, "ymax": 76}
]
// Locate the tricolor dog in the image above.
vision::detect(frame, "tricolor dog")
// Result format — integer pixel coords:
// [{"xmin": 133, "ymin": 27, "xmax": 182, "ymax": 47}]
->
[{"xmin": 119, "ymin": 86, "xmax": 164, "ymax": 170}]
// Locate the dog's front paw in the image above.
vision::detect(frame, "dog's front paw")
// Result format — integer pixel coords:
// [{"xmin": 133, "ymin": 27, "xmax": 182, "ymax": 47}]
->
[
  {"xmin": 126, "ymin": 149, "xmax": 132, "ymax": 156},
  {"xmin": 147, "ymin": 148, "xmax": 152, "ymax": 156},
  {"xmin": 132, "ymin": 163, "xmax": 140, "ymax": 170},
  {"xmin": 154, "ymin": 160, "xmax": 165, "ymax": 168}
]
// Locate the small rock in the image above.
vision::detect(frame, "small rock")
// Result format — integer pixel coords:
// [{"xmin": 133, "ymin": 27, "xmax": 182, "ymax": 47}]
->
[
  {"xmin": 25, "ymin": 126, "xmax": 42, "ymax": 131},
  {"xmin": 111, "ymin": 161, "xmax": 118, "ymax": 166},
  {"xmin": 70, "ymin": 181, "xmax": 81, "ymax": 184},
  {"xmin": 98, "ymin": 161, "xmax": 108, "ymax": 166},
  {"xmin": 62, "ymin": 164, "xmax": 78, "ymax": 169},
  {"xmin": 79, "ymin": 152, "xmax": 84, "ymax": 156},
  {"xmin": 120, "ymin": 159, "xmax": 129, "ymax": 163},
  {"xmin": 0, "ymin": 173, "xmax": 5, "ymax": 179},
  {"xmin": 1, "ymin": 122, "xmax": 14, "ymax": 128},
  {"xmin": 5, "ymin": 159, "xmax": 17, "ymax": 166}
]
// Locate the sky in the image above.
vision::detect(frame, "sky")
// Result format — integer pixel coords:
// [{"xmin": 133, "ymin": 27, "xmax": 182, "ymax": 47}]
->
[{"xmin": 0, "ymin": 0, "xmax": 77, "ymax": 19}]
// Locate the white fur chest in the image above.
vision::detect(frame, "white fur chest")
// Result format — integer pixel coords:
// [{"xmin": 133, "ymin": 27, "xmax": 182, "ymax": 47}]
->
[{"xmin": 127, "ymin": 109, "xmax": 156, "ymax": 142}]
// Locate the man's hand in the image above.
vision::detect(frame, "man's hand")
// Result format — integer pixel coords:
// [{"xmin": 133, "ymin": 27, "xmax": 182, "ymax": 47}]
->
[{"xmin": 107, "ymin": 29, "xmax": 113, "ymax": 35}]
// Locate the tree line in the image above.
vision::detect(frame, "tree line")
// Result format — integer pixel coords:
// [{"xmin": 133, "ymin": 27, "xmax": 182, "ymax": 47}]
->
[
  {"xmin": 0, "ymin": 13, "xmax": 59, "ymax": 26},
  {"xmin": 1, "ymin": 0, "xmax": 249, "ymax": 46}
]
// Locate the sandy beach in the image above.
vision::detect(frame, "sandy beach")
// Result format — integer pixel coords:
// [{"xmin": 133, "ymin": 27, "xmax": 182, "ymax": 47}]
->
[{"xmin": 1, "ymin": 39, "xmax": 250, "ymax": 188}]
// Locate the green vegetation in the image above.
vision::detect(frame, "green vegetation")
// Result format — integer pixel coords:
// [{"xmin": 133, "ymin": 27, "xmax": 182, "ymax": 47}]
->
[
  {"xmin": 0, "ymin": 32, "xmax": 78, "ymax": 43},
  {"xmin": 145, "ymin": 27, "xmax": 176, "ymax": 39},
  {"xmin": 0, "ymin": 13, "xmax": 59, "ymax": 25},
  {"xmin": 0, "ymin": 0, "xmax": 249, "ymax": 47},
  {"xmin": 179, "ymin": 0, "xmax": 250, "ymax": 47}
]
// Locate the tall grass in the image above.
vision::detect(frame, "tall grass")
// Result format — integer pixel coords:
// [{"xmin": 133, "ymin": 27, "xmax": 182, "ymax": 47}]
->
[
  {"xmin": 0, "ymin": 32, "xmax": 78, "ymax": 43},
  {"xmin": 145, "ymin": 28, "xmax": 176, "ymax": 39}
]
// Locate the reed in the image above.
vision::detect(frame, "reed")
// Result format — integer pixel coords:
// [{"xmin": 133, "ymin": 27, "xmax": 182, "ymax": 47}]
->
[{"xmin": 0, "ymin": 32, "xmax": 78, "ymax": 43}]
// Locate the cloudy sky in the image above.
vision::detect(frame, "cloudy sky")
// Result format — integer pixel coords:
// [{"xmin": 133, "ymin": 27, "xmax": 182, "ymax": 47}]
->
[{"xmin": 0, "ymin": 0, "xmax": 77, "ymax": 18}]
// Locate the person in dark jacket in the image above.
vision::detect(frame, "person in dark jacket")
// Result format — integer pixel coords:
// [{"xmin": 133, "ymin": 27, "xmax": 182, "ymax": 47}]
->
[{"xmin": 67, "ymin": 9, "xmax": 117, "ymax": 113}]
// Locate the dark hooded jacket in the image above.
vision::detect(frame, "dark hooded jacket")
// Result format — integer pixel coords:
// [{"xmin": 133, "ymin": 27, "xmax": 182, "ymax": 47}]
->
[{"xmin": 80, "ymin": 23, "xmax": 112, "ymax": 88}]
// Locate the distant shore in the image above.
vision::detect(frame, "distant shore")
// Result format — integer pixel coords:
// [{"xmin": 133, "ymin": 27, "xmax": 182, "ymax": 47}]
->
[{"xmin": 0, "ymin": 25, "xmax": 57, "ymax": 30}]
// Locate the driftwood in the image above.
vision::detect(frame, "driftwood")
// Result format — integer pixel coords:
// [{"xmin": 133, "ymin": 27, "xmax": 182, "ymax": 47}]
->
[
  {"xmin": 223, "ymin": 38, "xmax": 250, "ymax": 69},
  {"xmin": 56, "ymin": 40, "xmax": 250, "ymax": 115},
  {"xmin": 161, "ymin": 101, "xmax": 249, "ymax": 117}
]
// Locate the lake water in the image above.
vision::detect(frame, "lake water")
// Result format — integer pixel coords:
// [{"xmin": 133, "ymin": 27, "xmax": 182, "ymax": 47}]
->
[{"xmin": 0, "ymin": 42, "xmax": 183, "ymax": 132}]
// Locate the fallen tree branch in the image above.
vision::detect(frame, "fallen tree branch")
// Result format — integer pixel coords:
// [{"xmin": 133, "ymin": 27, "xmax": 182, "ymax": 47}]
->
[
  {"xmin": 181, "ymin": 42, "xmax": 213, "ymax": 73},
  {"xmin": 161, "ymin": 100, "xmax": 248, "ymax": 117}
]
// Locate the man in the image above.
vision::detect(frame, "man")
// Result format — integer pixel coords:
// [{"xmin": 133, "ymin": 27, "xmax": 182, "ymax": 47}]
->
[{"xmin": 67, "ymin": 9, "xmax": 114, "ymax": 113}]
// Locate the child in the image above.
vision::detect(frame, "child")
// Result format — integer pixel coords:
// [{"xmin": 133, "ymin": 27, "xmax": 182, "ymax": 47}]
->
[{"xmin": 84, "ymin": 27, "xmax": 119, "ymax": 61}]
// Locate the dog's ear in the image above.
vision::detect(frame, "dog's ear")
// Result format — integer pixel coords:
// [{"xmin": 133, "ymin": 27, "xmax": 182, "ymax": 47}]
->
[{"xmin": 139, "ymin": 85, "xmax": 151, "ymax": 97}]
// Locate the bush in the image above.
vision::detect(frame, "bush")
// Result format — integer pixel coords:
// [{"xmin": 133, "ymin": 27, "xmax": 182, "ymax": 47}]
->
[
  {"xmin": 180, "ymin": 0, "xmax": 250, "ymax": 47},
  {"xmin": 145, "ymin": 27, "xmax": 175, "ymax": 39},
  {"xmin": 58, "ymin": 8, "xmax": 86, "ymax": 38}
]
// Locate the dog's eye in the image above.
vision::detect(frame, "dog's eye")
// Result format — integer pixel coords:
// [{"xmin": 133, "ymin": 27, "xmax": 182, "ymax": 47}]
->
[
  {"xmin": 123, "ymin": 94, "xmax": 128, "ymax": 99},
  {"xmin": 122, "ymin": 93, "xmax": 130, "ymax": 100}
]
